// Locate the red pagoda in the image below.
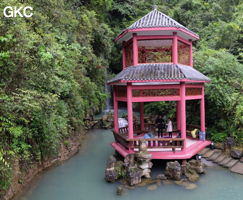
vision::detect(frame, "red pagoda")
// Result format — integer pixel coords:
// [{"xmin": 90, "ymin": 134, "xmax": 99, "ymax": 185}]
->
[{"xmin": 107, "ymin": 8, "xmax": 211, "ymax": 160}]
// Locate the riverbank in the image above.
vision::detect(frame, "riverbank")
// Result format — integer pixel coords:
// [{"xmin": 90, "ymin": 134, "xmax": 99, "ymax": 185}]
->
[{"xmin": 3, "ymin": 131, "xmax": 89, "ymax": 200}]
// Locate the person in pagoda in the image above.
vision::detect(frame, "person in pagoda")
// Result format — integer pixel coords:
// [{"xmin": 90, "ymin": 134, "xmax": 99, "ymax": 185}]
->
[
  {"xmin": 155, "ymin": 114, "xmax": 166, "ymax": 138},
  {"xmin": 166, "ymin": 118, "xmax": 173, "ymax": 138}
]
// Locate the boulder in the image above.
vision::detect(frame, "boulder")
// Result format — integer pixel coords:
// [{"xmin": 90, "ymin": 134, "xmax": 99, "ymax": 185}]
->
[
  {"xmin": 126, "ymin": 167, "xmax": 143, "ymax": 186},
  {"xmin": 185, "ymin": 170, "xmax": 199, "ymax": 182},
  {"xmin": 100, "ymin": 112, "xmax": 114, "ymax": 129},
  {"xmin": 105, "ymin": 156, "xmax": 125, "ymax": 182},
  {"xmin": 230, "ymin": 149, "xmax": 242, "ymax": 159},
  {"xmin": 183, "ymin": 161, "xmax": 202, "ymax": 182},
  {"xmin": 105, "ymin": 167, "xmax": 118, "ymax": 182},
  {"xmin": 105, "ymin": 156, "xmax": 118, "ymax": 182},
  {"xmin": 165, "ymin": 161, "xmax": 182, "ymax": 180},
  {"xmin": 188, "ymin": 160, "xmax": 206, "ymax": 174}
]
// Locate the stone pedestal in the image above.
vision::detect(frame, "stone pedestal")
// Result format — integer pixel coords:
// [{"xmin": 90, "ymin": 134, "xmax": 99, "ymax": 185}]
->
[{"xmin": 136, "ymin": 140, "xmax": 153, "ymax": 179}]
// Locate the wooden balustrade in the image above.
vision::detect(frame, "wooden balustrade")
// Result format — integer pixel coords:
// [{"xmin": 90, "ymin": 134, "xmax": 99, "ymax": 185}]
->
[
  {"xmin": 113, "ymin": 131, "xmax": 184, "ymax": 152},
  {"xmin": 128, "ymin": 138, "xmax": 184, "ymax": 152}
]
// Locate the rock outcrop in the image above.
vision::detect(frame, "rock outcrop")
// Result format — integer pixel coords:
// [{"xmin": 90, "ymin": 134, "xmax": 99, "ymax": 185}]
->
[
  {"xmin": 165, "ymin": 161, "xmax": 182, "ymax": 180},
  {"xmin": 105, "ymin": 156, "xmax": 119, "ymax": 182},
  {"xmin": 105, "ymin": 140, "xmax": 152, "ymax": 186},
  {"xmin": 187, "ymin": 160, "xmax": 206, "ymax": 174}
]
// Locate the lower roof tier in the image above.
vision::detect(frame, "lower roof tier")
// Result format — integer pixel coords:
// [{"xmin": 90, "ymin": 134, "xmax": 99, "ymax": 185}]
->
[{"xmin": 107, "ymin": 63, "xmax": 210, "ymax": 84}]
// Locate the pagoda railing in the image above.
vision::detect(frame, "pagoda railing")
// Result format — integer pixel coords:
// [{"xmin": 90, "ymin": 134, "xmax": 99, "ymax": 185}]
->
[{"xmin": 113, "ymin": 131, "xmax": 184, "ymax": 151}]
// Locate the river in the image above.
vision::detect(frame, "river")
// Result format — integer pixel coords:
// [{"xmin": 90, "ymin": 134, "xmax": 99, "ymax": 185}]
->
[{"xmin": 19, "ymin": 129, "xmax": 243, "ymax": 200}]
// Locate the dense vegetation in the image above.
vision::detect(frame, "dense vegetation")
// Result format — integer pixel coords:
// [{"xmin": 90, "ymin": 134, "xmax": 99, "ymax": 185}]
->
[
  {"xmin": 0, "ymin": 0, "xmax": 242, "ymax": 196},
  {"xmin": 0, "ymin": 0, "xmax": 113, "ymax": 194}
]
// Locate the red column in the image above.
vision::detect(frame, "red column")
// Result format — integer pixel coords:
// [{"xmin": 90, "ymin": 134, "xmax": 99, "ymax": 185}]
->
[
  {"xmin": 189, "ymin": 39, "xmax": 193, "ymax": 66},
  {"xmin": 122, "ymin": 41, "xmax": 126, "ymax": 69},
  {"xmin": 127, "ymin": 83, "xmax": 133, "ymax": 139},
  {"xmin": 140, "ymin": 102, "xmax": 145, "ymax": 131},
  {"xmin": 176, "ymin": 101, "xmax": 181, "ymax": 130},
  {"xmin": 132, "ymin": 33, "xmax": 138, "ymax": 65},
  {"xmin": 172, "ymin": 32, "xmax": 178, "ymax": 64},
  {"xmin": 113, "ymin": 86, "xmax": 119, "ymax": 133},
  {"xmin": 200, "ymin": 86, "xmax": 206, "ymax": 132},
  {"xmin": 180, "ymin": 83, "xmax": 186, "ymax": 148}
]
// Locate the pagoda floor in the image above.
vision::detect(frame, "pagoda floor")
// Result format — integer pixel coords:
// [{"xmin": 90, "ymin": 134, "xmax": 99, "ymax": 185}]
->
[{"xmin": 111, "ymin": 138, "xmax": 211, "ymax": 160}]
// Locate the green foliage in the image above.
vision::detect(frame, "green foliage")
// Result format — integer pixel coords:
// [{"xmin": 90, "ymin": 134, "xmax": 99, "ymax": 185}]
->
[
  {"xmin": 209, "ymin": 131, "xmax": 227, "ymax": 143},
  {"xmin": 145, "ymin": 102, "xmax": 176, "ymax": 119},
  {"xmin": 0, "ymin": 0, "xmax": 113, "ymax": 194},
  {"xmin": 194, "ymin": 49, "xmax": 243, "ymax": 142}
]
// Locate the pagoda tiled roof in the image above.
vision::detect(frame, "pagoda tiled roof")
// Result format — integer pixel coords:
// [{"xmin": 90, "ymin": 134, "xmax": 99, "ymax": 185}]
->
[
  {"xmin": 107, "ymin": 63, "xmax": 210, "ymax": 84},
  {"xmin": 117, "ymin": 8, "xmax": 199, "ymax": 40}
]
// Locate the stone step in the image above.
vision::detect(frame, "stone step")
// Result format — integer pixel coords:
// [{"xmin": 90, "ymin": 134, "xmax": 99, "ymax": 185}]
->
[
  {"xmin": 208, "ymin": 151, "xmax": 222, "ymax": 161},
  {"xmin": 230, "ymin": 162, "xmax": 243, "ymax": 175},
  {"xmin": 199, "ymin": 148, "xmax": 210, "ymax": 156},
  {"xmin": 204, "ymin": 149, "xmax": 221, "ymax": 159},
  {"xmin": 219, "ymin": 157, "xmax": 232, "ymax": 167},
  {"xmin": 225, "ymin": 159, "xmax": 239, "ymax": 168},
  {"xmin": 214, "ymin": 154, "xmax": 227, "ymax": 164}
]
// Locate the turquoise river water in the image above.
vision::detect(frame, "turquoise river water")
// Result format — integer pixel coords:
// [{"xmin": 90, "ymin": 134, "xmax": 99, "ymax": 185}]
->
[{"xmin": 19, "ymin": 129, "xmax": 243, "ymax": 200}]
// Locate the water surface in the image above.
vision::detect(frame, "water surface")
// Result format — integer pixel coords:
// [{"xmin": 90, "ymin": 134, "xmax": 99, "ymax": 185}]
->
[{"xmin": 20, "ymin": 129, "xmax": 243, "ymax": 200}]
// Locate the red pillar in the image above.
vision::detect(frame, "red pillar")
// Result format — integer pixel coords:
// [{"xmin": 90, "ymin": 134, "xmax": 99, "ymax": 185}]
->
[
  {"xmin": 180, "ymin": 83, "xmax": 186, "ymax": 148},
  {"xmin": 189, "ymin": 39, "xmax": 193, "ymax": 66},
  {"xmin": 140, "ymin": 102, "xmax": 145, "ymax": 131},
  {"xmin": 172, "ymin": 32, "xmax": 178, "ymax": 64},
  {"xmin": 127, "ymin": 83, "xmax": 133, "ymax": 139},
  {"xmin": 176, "ymin": 101, "xmax": 181, "ymax": 130},
  {"xmin": 113, "ymin": 86, "xmax": 119, "ymax": 133},
  {"xmin": 132, "ymin": 33, "xmax": 138, "ymax": 65},
  {"xmin": 200, "ymin": 86, "xmax": 206, "ymax": 132},
  {"xmin": 122, "ymin": 41, "xmax": 126, "ymax": 69}
]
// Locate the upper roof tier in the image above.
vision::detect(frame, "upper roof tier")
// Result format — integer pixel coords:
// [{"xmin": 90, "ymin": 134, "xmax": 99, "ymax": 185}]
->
[{"xmin": 115, "ymin": 8, "xmax": 199, "ymax": 43}]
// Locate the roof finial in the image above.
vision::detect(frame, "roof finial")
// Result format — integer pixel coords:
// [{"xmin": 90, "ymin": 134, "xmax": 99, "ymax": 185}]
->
[{"xmin": 152, "ymin": 5, "xmax": 158, "ymax": 10}]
